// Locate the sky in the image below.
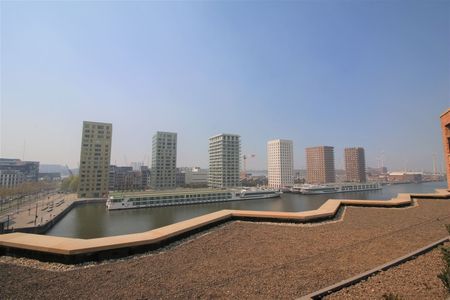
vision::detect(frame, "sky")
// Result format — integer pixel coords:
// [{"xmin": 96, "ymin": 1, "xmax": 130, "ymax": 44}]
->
[{"xmin": 1, "ymin": 1, "xmax": 449, "ymax": 172}]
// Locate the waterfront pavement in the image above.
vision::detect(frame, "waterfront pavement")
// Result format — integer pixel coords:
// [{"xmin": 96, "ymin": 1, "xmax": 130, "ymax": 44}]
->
[{"xmin": 0, "ymin": 193, "xmax": 77, "ymax": 230}]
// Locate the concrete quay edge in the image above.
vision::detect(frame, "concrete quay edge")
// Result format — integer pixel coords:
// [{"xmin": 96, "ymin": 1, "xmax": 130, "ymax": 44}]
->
[{"xmin": 0, "ymin": 189, "xmax": 449, "ymax": 261}]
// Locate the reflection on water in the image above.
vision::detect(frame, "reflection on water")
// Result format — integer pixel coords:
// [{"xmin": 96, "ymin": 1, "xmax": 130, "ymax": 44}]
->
[{"xmin": 46, "ymin": 182, "xmax": 447, "ymax": 239}]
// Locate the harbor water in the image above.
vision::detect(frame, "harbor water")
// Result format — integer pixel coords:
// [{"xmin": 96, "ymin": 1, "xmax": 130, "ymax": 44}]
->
[{"xmin": 46, "ymin": 182, "xmax": 446, "ymax": 239}]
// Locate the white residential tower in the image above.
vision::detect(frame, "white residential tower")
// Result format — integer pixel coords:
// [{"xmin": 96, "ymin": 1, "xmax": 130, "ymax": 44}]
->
[
  {"xmin": 151, "ymin": 131, "xmax": 177, "ymax": 189},
  {"xmin": 208, "ymin": 134, "xmax": 241, "ymax": 188},
  {"xmin": 267, "ymin": 139, "xmax": 294, "ymax": 189}
]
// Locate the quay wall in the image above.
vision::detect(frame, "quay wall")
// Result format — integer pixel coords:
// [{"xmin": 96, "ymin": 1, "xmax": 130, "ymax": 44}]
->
[{"xmin": 1, "ymin": 199, "xmax": 106, "ymax": 235}]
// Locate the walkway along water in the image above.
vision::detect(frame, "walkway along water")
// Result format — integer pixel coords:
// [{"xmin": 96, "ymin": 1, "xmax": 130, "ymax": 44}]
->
[{"xmin": 48, "ymin": 182, "xmax": 446, "ymax": 239}]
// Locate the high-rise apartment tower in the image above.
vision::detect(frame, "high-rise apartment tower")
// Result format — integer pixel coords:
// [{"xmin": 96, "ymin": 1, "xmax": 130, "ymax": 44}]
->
[
  {"xmin": 344, "ymin": 147, "xmax": 366, "ymax": 182},
  {"xmin": 267, "ymin": 139, "xmax": 294, "ymax": 189},
  {"xmin": 208, "ymin": 134, "xmax": 240, "ymax": 188},
  {"xmin": 151, "ymin": 131, "xmax": 177, "ymax": 189},
  {"xmin": 306, "ymin": 146, "xmax": 335, "ymax": 184},
  {"xmin": 78, "ymin": 121, "xmax": 112, "ymax": 198}
]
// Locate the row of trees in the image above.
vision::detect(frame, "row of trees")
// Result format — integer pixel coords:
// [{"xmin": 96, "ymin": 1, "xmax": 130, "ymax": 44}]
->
[
  {"xmin": 60, "ymin": 175, "xmax": 79, "ymax": 193},
  {"xmin": 0, "ymin": 181, "xmax": 58, "ymax": 200}
]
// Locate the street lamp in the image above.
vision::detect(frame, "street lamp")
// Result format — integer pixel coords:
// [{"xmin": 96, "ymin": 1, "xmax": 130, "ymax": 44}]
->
[{"xmin": 34, "ymin": 202, "xmax": 38, "ymax": 226}]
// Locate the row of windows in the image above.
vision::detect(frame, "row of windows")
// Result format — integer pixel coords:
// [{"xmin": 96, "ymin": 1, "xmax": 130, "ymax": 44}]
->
[
  {"xmin": 111, "ymin": 192, "xmax": 230, "ymax": 202},
  {"xmin": 79, "ymin": 188, "xmax": 103, "ymax": 192},
  {"xmin": 129, "ymin": 196, "xmax": 231, "ymax": 206},
  {"xmin": 341, "ymin": 184, "xmax": 377, "ymax": 191},
  {"xmin": 83, "ymin": 134, "xmax": 111, "ymax": 139}
]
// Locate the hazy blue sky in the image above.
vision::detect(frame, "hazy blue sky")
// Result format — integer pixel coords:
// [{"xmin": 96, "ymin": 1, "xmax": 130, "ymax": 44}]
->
[{"xmin": 1, "ymin": 1, "xmax": 449, "ymax": 171}]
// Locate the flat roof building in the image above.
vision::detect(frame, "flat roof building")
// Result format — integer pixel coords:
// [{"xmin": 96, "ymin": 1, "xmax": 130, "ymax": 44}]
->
[
  {"xmin": 208, "ymin": 134, "xmax": 240, "ymax": 189},
  {"xmin": 344, "ymin": 147, "xmax": 366, "ymax": 183},
  {"xmin": 0, "ymin": 158, "xmax": 39, "ymax": 183},
  {"xmin": 109, "ymin": 166, "xmax": 136, "ymax": 191},
  {"xmin": 78, "ymin": 121, "xmax": 112, "ymax": 198},
  {"xmin": 0, "ymin": 170, "xmax": 24, "ymax": 188},
  {"xmin": 151, "ymin": 131, "xmax": 177, "ymax": 189},
  {"xmin": 177, "ymin": 167, "xmax": 208, "ymax": 187},
  {"xmin": 267, "ymin": 139, "xmax": 294, "ymax": 189},
  {"xmin": 140, "ymin": 166, "xmax": 151, "ymax": 190},
  {"xmin": 387, "ymin": 171, "xmax": 423, "ymax": 184},
  {"xmin": 440, "ymin": 109, "xmax": 450, "ymax": 190},
  {"xmin": 185, "ymin": 167, "xmax": 208, "ymax": 186},
  {"xmin": 306, "ymin": 146, "xmax": 335, "ymax": 184}
]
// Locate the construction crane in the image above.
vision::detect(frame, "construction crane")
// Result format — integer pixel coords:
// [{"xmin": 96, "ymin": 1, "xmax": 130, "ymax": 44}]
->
[
  {"xmin": 432, "ymin": 153, "xmax": 437, "ymax": 175},
  {"xmin": 241, "ymin": 154, "xmax": 256, "ymax": 179},
  {"xmin": 65, "ymin": 165, "xmax": 73, "ymax": 177}
]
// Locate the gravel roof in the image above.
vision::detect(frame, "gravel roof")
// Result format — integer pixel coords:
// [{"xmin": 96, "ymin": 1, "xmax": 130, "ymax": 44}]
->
[
  {"xmin": 326, "ymin": 243, "xmax": 448, "ymax": 299},
  {"xmin": 1, "ymin": 199, "xmax": 449, "ymax": 299}
]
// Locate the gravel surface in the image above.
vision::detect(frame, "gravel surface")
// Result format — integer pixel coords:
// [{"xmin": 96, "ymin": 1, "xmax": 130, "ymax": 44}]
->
[
  {"xmin": 326, "ymin": 243, "xmax": 449, "ymax": 300},
  {"xmin": 1, "ymin": 199, "xmax": 450, "ymax": 299}
]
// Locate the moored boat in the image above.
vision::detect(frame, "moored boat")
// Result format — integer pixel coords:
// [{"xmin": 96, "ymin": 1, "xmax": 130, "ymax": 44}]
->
[
  {"xmin": 292, "ymin": 182, "xmax": 381, "ymax": 195},
  {"xmin": 106, "ymin": 188, "xmax": 281, "ymax": 210}
]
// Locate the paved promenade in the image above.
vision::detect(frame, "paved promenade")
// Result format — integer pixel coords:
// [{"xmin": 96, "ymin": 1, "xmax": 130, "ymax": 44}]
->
[{"xmin": 0, "ymin": 193, "xmax": 77, "ymax": 230}]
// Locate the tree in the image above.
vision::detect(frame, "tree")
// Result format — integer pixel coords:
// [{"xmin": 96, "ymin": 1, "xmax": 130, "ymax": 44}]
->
[
  {"xmin": 69, "ymin": 176, "xmax": 79, "ymax": 192},
  {"xmin": 61, "ymin": 175, "xmax": 79, "ymax": 193},
  {"xmin": 438, "ymin": 224, "xmax": 450, "ymax": 294},
  {"xmin": 61, "ymin": 177, "xmax": 71, "ymax": 192}
]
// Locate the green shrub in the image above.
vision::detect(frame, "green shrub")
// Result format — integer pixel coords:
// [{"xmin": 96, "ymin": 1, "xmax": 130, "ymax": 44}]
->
[
  {"xmin": 382, "ymin": 292, "xmax": 402, "ymax": 300},
  {"xmin": 438, "ymin": 224, "xmax": 450, "ymax": 293}
]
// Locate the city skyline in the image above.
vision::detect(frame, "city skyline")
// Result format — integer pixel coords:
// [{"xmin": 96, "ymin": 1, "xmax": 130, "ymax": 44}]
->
[
  {"xmin": 1, "ymin": 1, "xmax": 449, "ymax": 171},
  {"xmin": 0, "ymin": 120, "xmax": 448, "ymax": 174}
]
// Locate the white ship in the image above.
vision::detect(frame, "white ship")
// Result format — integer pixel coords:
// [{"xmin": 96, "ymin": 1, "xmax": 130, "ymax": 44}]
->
[
  {"xmin": 291, "ymin": 182, "xmax": 381, "ymax": 195},
  {"xmin": 106, "ymin": 188, "xmax": 281, "ymax": 210}
]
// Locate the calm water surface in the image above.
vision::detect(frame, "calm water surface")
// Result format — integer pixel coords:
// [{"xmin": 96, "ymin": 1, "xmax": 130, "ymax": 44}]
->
[{"xmin": 46, "ymin": 182, "xmax": 446, "ymax": 239}]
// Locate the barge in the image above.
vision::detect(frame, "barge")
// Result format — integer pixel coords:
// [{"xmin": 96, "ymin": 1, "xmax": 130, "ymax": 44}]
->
[
  {"xmin": 291, "ymin": 182, "xmax": 381, "ymax": 195},
  {"xmin": 106, "ymin": 188, "xmax": 281, "ymax": 210}
]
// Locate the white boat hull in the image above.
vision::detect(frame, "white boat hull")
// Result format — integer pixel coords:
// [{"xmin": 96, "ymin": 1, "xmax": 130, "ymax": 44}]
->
[
  {"xmin": 107, "ymin": 190, "xmax": 281, "ymax": 210},
  {"xmin": 293, "ymin": 183, "xmax": 382, "ymax": 195}
]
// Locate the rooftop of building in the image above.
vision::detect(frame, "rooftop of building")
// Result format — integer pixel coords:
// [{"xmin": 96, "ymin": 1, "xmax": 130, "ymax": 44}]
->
[
  {"xmin": 82, "ymin": 120, "xmax": 112, "ymax": 126},
  {"xmin": 388, "ymin": 171, "xmax": 423, "ymax": 175},
  {"xmin": 209, "ymin": 133, "xmax": 240, "ymax": 139},
  {"xmin": 1, "ymin": 197, "xmax": 449, "ymax": 299},
  {"xmin": 306, "ymin": 145, "xmax": 334, "ymax": 149},
  {"xmin": 154, "ymin": 131, "xmax": 177, "ymax": 135},
  {"xmin": 0, "ymin": 158, "xmax": 39, "ymax": 165},
  {"xmin": 267, "ymin": 139, "xmax": 293, "ymax": 144},
  {"xmin": 439, "ymin": 108, "xmax": 450, "ymax": 118},
  {"xmin": 109, "ymin": 188, "xmax": 233, "ymax": 198}
]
